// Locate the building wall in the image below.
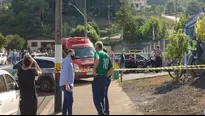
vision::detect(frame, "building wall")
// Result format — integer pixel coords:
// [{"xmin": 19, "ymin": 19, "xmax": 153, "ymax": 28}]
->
[
  {"xmin": 28, "ymin": 40, "xmax": 55, "ymax": 51},
  {"xmin": 133, "ymin": 0, "xmax": 147, "ymax": 11}
]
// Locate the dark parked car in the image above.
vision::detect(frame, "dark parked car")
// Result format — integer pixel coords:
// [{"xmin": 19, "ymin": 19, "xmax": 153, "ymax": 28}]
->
[{"xmin": 114, "ymin": 53, "xmax": 151, "ymax": 69}]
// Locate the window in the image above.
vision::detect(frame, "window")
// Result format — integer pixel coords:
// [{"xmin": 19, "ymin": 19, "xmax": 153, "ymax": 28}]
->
[
  {"xmin": 136, "ymin": 55, "xmax": 146, "ymax": 61},
  {"xmin": 31, "ymin": 42, "xmax": 38, "ymax": 47},
  {"xmin": 74, "ymin": 47, "xmax": 95, "ymax": 59},
  {"xmin": 36, "ymin": 59, "xmax": 54, "ymax": 68},
  {"xmin": 4, "ymin": 74, "xmax": 15, "ymax": 91},
  {"xmin": 0, "ymin": 75, "xmax": 7, "ymax": 92},
  {"xmin": 13, "ymin": 60, "xmax": 23, "ymax": 69}
]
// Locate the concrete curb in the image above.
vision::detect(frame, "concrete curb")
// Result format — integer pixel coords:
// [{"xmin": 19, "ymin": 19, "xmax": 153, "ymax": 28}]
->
[
  {"xmin": 122, "ymin": 72, "xmax": 169, "ymax": 81},
  {"xmin": 39, "ymin": 98, "xmax": 54, "ymax": 115}
]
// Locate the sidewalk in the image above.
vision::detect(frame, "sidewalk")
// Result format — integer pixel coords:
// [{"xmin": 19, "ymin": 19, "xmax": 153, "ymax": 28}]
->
[
  {"xmin": 40, "ymin": 80, "xmax": 140, "ymax": 115},
  {"xmin": 122, "ymin": 72, "xmax": 169, "ymax": 81}
]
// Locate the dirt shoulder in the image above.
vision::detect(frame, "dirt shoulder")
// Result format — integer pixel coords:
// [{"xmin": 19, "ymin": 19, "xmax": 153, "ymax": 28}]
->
[{"xmin": 121, "ymin": 76, "xmax": 205, "ymax": 115}]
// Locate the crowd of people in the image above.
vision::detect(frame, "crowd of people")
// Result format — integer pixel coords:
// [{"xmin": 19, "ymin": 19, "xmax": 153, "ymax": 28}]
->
[
  {"xmin": 17, "ymin": 41, "xmax": 114, "ymax": 115},
  {"xmin": 31, "ymin": 49, "xmax": 55, "ymax": 57},
  {"xmin": 7, "ymin": 49, "xmax": 29, "ymax": 64}
]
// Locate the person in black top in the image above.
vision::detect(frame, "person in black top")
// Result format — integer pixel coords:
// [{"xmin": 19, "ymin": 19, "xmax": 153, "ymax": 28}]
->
[
  {"xmin": 17, "ymin": 54, "xmax": 42, "ymax": 115},
  {"xmin": 120, "ymin": 51, "xmax": 125, "ymax": 68}
]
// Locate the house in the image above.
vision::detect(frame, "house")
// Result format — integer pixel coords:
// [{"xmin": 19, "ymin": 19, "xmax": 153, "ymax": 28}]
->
[
  {"xmin": 27, "ymin": 34, "xmax": 55, "ymax": 51},
  {"xmin": 133, "ymin": 0, "xmax": 147, "ymax": 11}
]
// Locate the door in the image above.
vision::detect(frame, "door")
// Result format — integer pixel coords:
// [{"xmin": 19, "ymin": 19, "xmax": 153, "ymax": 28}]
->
[
  {"xmin": 4, "ymin": 74, "xmax": 19, "ymax": 115},
  {"xmin": 35, "ymin": 59, "xmax": 54, "ymax": 80},
  {"xmin": 0, "ymin": 75, "xmax": 12, "ymax": 115}
]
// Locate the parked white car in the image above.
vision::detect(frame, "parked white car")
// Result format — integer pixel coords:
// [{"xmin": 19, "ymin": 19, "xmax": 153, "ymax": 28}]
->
[
  {"xmin": 0, "ymin": 70, "xmax": 19, "ymax": 115},
  {"xmin": 0, "ymin": 53, "xmax": 7, "ymax": 65}
]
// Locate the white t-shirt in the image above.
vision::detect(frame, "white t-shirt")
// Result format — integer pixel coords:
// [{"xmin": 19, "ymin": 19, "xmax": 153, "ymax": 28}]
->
[
  {"xmin": 151, "ymin": 51, "xmax": 155, "ymax": 60},
  {"xmin": 16, "ymin": 52, "xmax": 19, "ymax": 57}
]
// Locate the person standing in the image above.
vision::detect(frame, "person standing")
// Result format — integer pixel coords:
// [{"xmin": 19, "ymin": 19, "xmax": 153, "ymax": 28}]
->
[
  {"xmin": 16, "ymin": 50, "xmax": 20, "ymax": 62},
  {"xmin": 17, "ymin": 54, "xmax": 42, "ymax": 115},
  {"xmin": 93, "ymin": 41, "xmax": 113, "ymax": 115},
  {"xmin": 120, "ymin": 51, "xmax": 125, "ymax": 68},
  {"xmin": 8, "ymin": 49, "xmax": 11, "ymax": 64},
  {"xmin": 154, "ymin": 45, "xmax": 162, "ymax": 72},
  {"xmin": 103, "ymin": 48, "xmax": 113, "ymax": 115},
  {"xmin": 13, "ymin": 49, "xmax": 17, "ymax": 64},
  {"xmin": 60, "ymin": 49, "xmax": 75, "ymax": 115}
]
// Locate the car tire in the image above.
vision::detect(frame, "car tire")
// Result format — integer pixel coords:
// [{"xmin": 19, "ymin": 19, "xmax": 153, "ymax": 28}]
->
[{"xmin": 40, "ymin": 77, "xmax": 53, "ymax": 92}]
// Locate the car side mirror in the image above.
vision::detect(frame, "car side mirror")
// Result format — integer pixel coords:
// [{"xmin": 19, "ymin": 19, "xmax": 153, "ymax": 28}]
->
[{"xmin": 13, "ymin": 82, "xmax": 19, "ymax": 90}]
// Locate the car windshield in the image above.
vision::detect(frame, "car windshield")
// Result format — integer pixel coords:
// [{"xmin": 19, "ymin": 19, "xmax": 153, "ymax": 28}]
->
[{"xmin": 74, "ymin": 47, "xmax": 95, "ymax": 59}]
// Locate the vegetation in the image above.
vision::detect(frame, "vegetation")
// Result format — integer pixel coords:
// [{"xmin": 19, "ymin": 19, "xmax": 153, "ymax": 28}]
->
[
  {"xmin": 0, "ymin": 33, "xmax": 7, "ymax": 49},
  {"xmin": 165, "ymin": 29, "xmax": 189, "ymax": 81},
  {"xmin": 114, "ymin": 0, "xmax": 168, "ymax": 40},
  {"xmin": 70, "ymin": 24, "xmax": 99, "ymax": 43},
  {"xmin": 6, "ymin": 34, "xmax": 25, "ymax": 50},
  {"xmin": 173, "ymin": 14, "xmax": 190, "ymax": 32}
]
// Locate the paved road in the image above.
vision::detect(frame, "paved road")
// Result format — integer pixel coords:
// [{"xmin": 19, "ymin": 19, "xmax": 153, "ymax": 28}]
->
[{"xmin": 36, "ymin": 90, "xmax": 54, "ymax": 115}]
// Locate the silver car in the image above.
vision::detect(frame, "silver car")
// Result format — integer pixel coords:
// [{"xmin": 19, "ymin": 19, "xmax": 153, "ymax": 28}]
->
[{"xmin": 6, "ymin": 57, "xmax": 55, "ymax": 92}]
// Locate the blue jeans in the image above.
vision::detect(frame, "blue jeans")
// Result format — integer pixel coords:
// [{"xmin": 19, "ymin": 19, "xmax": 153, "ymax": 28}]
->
[
  {"xmin": 104, "ymin": 77, "xmax": 111, "ymax": 115},
  {"xmin": 92, "ymin": 75, "xmax": 107, "ymax": 115},
  {"xmin": 61, "ymin": 85, "xmax": 73, "ymax": 115}
]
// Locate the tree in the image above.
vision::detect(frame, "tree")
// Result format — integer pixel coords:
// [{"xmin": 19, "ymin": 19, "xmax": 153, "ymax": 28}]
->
[
  {"xmin": 165, "ymin": 0, "xmax": 184, "ymax": 14},
  {"xmin": 0, "ymin": 33, "xmax": 7, "ymax": 49},
  {"xmin": 165, "ymin": 29, "xmax": 189, "ymax": 65},
  {"xmin": 165, "ymin": 29, "xmax": 189, "ymax": 81},
  {"xmin": 115, "ymin": 0, "xmax": 133, "ymax": 29},
  {"xmin": 165, "ymin": 1, "xmax": 175, "ymax": 14},
  {"xmin": 123, "ymin": 17, "xmax": 145, "ymax": 40},
  {"xmin": 139, "ymin": 17, "xmax": 167, "ymax": 41},
  {"xmin": 173, "ymin": 14, "xmax": 189, "ymax": 32},
  {"xmin": 6, "ymin": 34, "xmax": 25, "ymax": 50},
  {"xmin": 62, "ymin": 23, "xmax": 69, "ymax": 37},
  {"xmin": 70, "ymin": 24, "xmax": 99, "ymax": 43},
  {"xmin": 88, "ymin": 21, "xmax": 100, "ymax": 36},
  {"xmin": 186, "ymin": 1, "xmax": 201, "ymax": 16},
  {"xmin": 0, "ymin": 0, "xmax": 54, "ymax": 36}
]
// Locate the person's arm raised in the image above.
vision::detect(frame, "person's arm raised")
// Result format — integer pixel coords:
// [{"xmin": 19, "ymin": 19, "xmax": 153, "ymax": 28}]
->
[{"xmin": 33, "ymin": 60, "xmax": 42, "ymax": 76}]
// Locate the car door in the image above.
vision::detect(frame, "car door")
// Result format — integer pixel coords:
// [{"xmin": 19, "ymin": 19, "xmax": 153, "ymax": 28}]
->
[
  {"xmin": 0, "ymin": 74, "xmax": 12, "ymax": 115},
  {"xmin": 4, "ymin": 74, "xmax": 19, "ymax": 115},
  {"xmin": 35, "ymin": 59, "xmax": 54, "ymax": 80}
]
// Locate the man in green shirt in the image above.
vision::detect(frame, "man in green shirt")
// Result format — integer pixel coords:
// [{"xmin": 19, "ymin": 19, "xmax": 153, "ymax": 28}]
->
[{"xmin": 92, "ymin": 41, "xmax": 113, "ymax": 115}]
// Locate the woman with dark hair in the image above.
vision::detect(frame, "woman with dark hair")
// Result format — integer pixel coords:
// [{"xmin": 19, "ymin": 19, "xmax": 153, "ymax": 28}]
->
[{"xmin": 17, "ymin": 55, "xmax": 42, "ymax": 115}]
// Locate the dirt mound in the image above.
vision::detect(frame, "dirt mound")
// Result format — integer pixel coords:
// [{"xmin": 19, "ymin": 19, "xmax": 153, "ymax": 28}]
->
[{"xmin": 122, "ymin": 76, "xmax": 205, "ymax": 115}]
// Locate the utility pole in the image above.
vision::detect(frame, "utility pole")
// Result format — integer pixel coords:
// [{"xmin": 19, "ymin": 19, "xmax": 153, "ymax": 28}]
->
[
  {"xmin": 153, "ymin": 24, "xmax": 155, "ymax": 49},
  {"xmin": 175, "ymin": 0, "xmax": 177, "ymax": 20},
  {"xmin": 84, "ymin": 0, "xmax": 88, "ymax": 37},
  {"xmin": 54, "ymin": 0, "xmax": 62, "ymax": 113},
  {"xmin": 108, "ymin": 0, "xmax": 111, "ymax": 45}
]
